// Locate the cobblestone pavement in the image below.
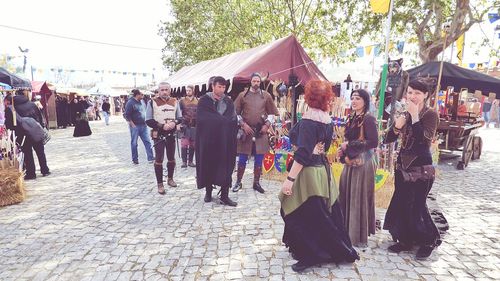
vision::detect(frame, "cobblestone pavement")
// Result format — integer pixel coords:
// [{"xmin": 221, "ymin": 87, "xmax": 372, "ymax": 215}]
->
[{"xmin": 1, "ymin": 116, "xmax": 499, "ymax": 281}]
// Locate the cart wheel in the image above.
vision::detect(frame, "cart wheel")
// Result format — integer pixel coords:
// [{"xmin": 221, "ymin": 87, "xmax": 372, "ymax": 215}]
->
[
  {"xmin": 471, "ymin": 136, "xmax": 482, "ymax": 160},
  {"xmin": 457, "ymin": 161, "xmax": 465, "ymax": 170},
  {"xmin": 461, "ymin": 135, "xmax": 474, "ymax": 168}
]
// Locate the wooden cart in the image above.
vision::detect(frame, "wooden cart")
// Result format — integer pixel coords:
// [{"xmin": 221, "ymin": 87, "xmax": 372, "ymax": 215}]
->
[{"xmin": 437, "ymin": 119, "xmax": 482, "ymax": 170}]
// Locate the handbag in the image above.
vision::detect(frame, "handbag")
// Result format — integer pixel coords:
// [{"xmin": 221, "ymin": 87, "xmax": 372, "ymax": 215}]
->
[
  {"xmin": 400, "ymin": 165, "xmax": 435, "ymax": 182},
  {"xmin": 344, "ymin": 124, "xmax": 366, "ymax": 167},
  {"xmin": 41, "ymin": 127, "xmax": 51, "ymax": 144}
]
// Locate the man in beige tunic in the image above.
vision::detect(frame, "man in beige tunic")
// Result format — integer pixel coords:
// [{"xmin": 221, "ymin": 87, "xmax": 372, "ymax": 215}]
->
[{"xmin": 232, "ymin": 73, "xmax": 279, "ymax": 193}]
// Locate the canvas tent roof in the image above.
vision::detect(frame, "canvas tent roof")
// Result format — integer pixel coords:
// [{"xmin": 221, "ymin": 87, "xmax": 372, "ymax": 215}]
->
[
  {"xmin": 0, "ymin": 82, "xmax": 12, "ymax": 90},
  {"xmin": 407, "ymin": 61, "xmax": 500, "ymax": 98},
  {"xmin": 87, "ymin": 83, "xmax": 129, "ymax": 97},
  {"xmin": 0, "ymin": 67, "xmax": 31, "ymax": 89},
  {"xmin": 31, "ymin": 81, "xmax": 52, "ymax": 95},
  {"xmin": 56, "ymin": 87, "xmax": 89, "ymax": 96},
  {"xmin": 166, "ymin": 35, "xmax": 327, "ymax": 89}
]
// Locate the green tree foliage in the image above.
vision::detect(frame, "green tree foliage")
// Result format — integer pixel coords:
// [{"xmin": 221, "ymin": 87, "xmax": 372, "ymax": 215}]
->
[
  {"xmin": 159, "ymin": 0, "xmax": 355, "ymax": 71},
  {"xmin": 348, "ymin": 0, "xmax": 499, "ymax": 62},
  {"xmin": 159, "ymin": 0, "xmax": 499, "ymax": 70}
]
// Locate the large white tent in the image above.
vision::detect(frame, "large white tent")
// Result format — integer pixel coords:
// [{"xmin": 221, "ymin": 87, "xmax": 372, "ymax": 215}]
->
[{"xmin": 87, "ymin": 82, "xmax": 129, "ymax": 97}]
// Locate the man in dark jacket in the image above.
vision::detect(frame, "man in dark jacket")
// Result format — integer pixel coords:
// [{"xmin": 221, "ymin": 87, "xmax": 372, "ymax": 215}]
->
[
  {"xmin": 4, "ymin": 91, "xmax": 50, "ymax": 180},
  {"xmin": 196, "ymin": 76, "xmax": 238, "ymax": 206},
  {"xmin": 124, "ymin": 89, "xmax": 154, "ymax": 165},
  {"xmin": 101, "ymin": 98, "xmax": 111, "ymax": 125}
]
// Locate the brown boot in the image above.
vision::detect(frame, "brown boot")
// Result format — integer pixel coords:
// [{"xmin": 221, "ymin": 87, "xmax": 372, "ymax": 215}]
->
[
  {"xmin": 232, "ymin": 165, "xmax": 246, "ymax": 192},
  {"xmin": 157, "ymin": 183, "xmax": 166, "ymax": 195},
  {"xmin": 253, "ymin": 166, "xmax": 265, "ymax": 193},
  {"xmin": 167, "ymin": 178, "xmax": 177, "ymax": 187}
]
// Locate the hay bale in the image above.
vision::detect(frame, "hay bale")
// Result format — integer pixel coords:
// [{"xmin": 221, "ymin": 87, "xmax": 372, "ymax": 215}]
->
[
  {"xmin": 0, "ymin": 168, "xmax": 25, "ymax": 207},
  {"xmin": 375, "ymin": 177, "xmax": 395, "ymax": 209}
]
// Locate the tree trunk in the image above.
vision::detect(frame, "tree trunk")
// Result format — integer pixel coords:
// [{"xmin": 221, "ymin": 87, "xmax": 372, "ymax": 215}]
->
[{"xmin": 416, "ymin": 0, "xmax": 474, "ymax": 64}]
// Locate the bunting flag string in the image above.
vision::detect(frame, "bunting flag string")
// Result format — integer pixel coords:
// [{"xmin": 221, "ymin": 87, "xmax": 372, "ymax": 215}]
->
[
  {"xmin": 341, "ymin": 41, "xmax": 406, "ymax": 58},
  {"xmin": 25, "ymin": 67, "xmax": 154, "ymax": 77},
  {"xmin": 1, "ymin": 54, "xmax": 154, "ymax": 76}
]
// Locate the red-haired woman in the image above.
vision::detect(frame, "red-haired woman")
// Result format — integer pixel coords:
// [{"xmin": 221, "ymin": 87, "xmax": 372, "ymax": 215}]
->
[
  {"xmin": 338, "ymin": 89, "xmax": 379, "ymax": 248},
  {"xmin": 280, "ymin": 80, "xmax": 359, "ymax": 273}
]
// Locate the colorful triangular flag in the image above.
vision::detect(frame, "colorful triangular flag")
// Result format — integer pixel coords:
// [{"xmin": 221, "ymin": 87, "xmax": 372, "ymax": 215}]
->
[
  {"xmin": 370, "ymin": 0, "xmax": 390, "ymax": 14},
  {"xmin": 356, "ymin": 47, "xmax": 364, "ymax": 57},
  {"xmin": 397, "ymin": 41, "xmax": 405, "ymax": 54},
  {"xmin": 365, "ymin": 45, "xmax": 373, "ymax": 56}
]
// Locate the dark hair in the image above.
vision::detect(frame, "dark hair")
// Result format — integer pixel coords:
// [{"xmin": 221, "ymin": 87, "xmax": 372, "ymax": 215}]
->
[
  {"xmin": 408, "ymin": 79, "xmax": 429, "ymax": 94},
  {"xmin": 250, "ymin": 72, "xmax": 261, "ymax": 81},
  {"xmin": 4, "ymin": 94, "xmax": 13, "ymax": 103},
  {"xmin": 212, "ymin": 76, "xmax": 226, "ymax": 86},
  {"xmin": 351, "ymin": 89, "xmax": 371, "ymax": 113},
  {"xmin": 131, "ymin": 89, "xmax": 142, "ymax": 97},
  {"xmin": 304, "ymin": 80, "xmax": 334, "ymax": 111}
]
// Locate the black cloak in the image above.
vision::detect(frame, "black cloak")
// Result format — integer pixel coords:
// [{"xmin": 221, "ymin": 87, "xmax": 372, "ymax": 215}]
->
[{"xmin": 195, "ymin": 94, "xmax": 238, "ymax": 189}]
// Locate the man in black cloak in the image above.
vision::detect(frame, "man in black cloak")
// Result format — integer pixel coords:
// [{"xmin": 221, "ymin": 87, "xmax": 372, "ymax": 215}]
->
[
  {"xmin": 55, "ymin": 95, "xmax": 68, "ymax": 128},
  {"xmin": 195, "ymin": 76, "xmax": 238, "ymax": 207}
]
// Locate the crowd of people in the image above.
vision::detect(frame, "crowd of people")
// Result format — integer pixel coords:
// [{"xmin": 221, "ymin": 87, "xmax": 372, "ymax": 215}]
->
[
  {"xmin": 3, "ymin": 72, "xmax": 467, "ymax": 273},
  {"xmin": 116, "ymin": 74, "xmax": 444, "ymax": 272}
]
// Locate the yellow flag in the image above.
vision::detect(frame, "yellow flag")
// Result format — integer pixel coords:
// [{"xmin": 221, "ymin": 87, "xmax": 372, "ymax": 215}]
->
[
  {"xmin": 370, "ymin": 0, "xmax": 390, "ymax": 14},
  {"xmin": 365, "ymin": 45, "xmax": 374, "ymax": 56},
  {"xmin": 456, "ymin": 34, "xmax": 465, "ymax": 66}
]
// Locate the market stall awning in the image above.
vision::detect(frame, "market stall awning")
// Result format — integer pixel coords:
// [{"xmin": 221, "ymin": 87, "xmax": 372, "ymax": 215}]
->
[
  {"xmin": 0, "ymin": 67, "xmax": 32, "ymax": 89},
  {"xmin": 407, "ymin": 62, "xmax": 500, "ymax": 98},
  {"xmin": 56, "ymin": 87, "xmax": 89, "ymax": 96},
  {"xmin": 0, "ymin": 82, "xmax": 12, "ymax": 90},
  {"xmin": 31, "ymin": 81, "xmax": 51, "ymax": 94},
  {"xmin": 87, "ymin": 82, "xmax": 129, "ymax": 97},
  {"xmin": 166, "ymin": 35, "xmax": 327, "ymax": 89}
]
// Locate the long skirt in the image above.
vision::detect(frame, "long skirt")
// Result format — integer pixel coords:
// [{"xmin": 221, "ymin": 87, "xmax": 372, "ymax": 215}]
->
[
  {"xmin": 338, "ymin": 155, "xmax": 376, "ymax": 246},
  {"xmin": 73, "ymin": 113, "xmax": 92, "ymax": 137},
  {"xmin": 280, "ymin": 166, "xmax": 359, "ymax": 265},
  {"xmin": 383, "ymin": 170, "xmax": 441, "ymax": 247}
]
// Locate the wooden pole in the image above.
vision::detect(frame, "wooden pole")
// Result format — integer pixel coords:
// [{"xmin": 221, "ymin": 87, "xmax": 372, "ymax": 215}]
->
[
  {"xmin": 435, "ymin": 33, "xmax": 448, "ymax": 109},
  {"xmin": 377, "ymin": 0, "xmax": 394, "ymax": 131}
]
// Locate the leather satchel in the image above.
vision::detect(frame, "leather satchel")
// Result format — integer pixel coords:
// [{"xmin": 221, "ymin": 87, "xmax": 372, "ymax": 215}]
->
[
  {"xmin": 400, "ymin": 165, "xmax": 435, "ymax": 182},
  {"xmin": 344, "ymin": 124, "xmax": 366, "ymax": 167}
]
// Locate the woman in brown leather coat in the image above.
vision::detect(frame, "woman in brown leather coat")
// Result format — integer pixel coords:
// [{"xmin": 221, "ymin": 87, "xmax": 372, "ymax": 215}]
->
[{"xmin": 383, "ymin": 79, "xmax": 441, "ymax": 260}]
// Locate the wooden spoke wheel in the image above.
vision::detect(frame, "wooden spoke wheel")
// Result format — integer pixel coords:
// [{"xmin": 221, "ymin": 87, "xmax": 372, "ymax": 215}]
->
[
  {"xmin": 471, "ymin": 136, "xmax": 482, "ymax": 160},
  {"xmin": 458, "ymin": 135, "xmax": 474, "ymax": 169}
]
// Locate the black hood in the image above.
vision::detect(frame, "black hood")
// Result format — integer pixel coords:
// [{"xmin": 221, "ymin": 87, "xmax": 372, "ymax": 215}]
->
[{"xmin": 13, "ymin": 95, "xmax": 29, "ymax": 105}]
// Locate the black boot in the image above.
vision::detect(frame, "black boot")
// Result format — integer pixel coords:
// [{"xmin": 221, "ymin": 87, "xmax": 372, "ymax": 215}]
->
[
  {"xmin": 253, "ymin": 166, "xmax": 265, "ymax": 193},
  {"xmin": 204, "ymin": 186, "xmax": 213, "ymax": 202},
  {"xmin": 220, "ymin": 185, "xmax": 237, "ymax": 207},
  {"xmin": 232, "ymin": 165, "xmax": 245, "ymax": 192},
  {"xmin": 188, "ymin": 147, "xmax": 196, "ymax": 167},
  {"xmin": 154, "ymin": 163, "xmax": 163, "ymax": 185},
  {"xmin": 388, "ymin": 243, "xmax": 412, "ymax": 253},
  {"xmin": 181, "ymin": 148, "xmax": 188, "ymax": 168},
  {"xmin": 416, "ymin": 245, "xmax": 434, "ymax": 260}
]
